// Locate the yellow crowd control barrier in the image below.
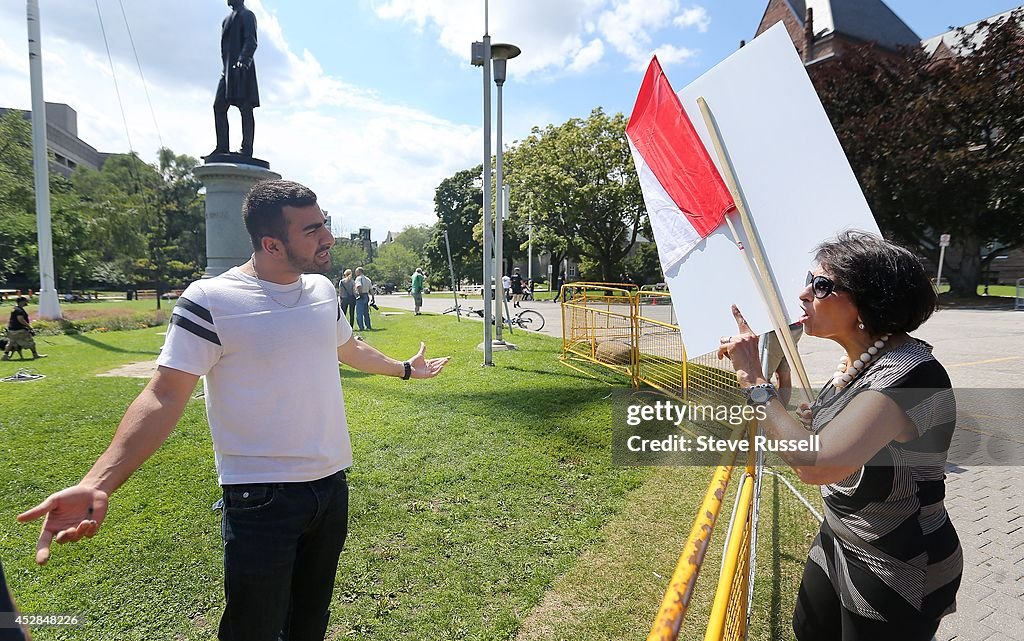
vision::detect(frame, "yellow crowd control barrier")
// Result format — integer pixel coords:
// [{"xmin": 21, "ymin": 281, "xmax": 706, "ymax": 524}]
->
[
  {"xmin": 560, "ymin": 282, "xmax": 738, "ymax": 408},
  {"xmin": 647, "ymin": 448, "xmax": 740, "ymax": 641},
  {"xmin": 561, "ymin": 283, "xmax": 641, "ymax": 385},
  {"xmin": 560, "ymin": 284, "xmax": 762, "ymax": 641},
  {"xmin": 704, "ymin": 467, "xmax": 756, "ymax": 641}
]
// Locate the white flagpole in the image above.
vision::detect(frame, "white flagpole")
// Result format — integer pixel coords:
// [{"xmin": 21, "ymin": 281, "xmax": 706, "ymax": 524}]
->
[
  {"xmin": 698, "ymin": 97, "xmax": 813, "ymax": 405},
  {"xmin": 26, "ymin": 0, "xmax": 62, "ymax": 319}
]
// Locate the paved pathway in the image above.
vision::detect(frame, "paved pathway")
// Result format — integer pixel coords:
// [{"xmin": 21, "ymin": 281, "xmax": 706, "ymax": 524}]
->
[
  {"xmin": 379, "ymin": 295, "xmax": 1024, "ymax": 638},
  {"xmin": 375, "ymin": 293, "xmax": 566, "ymax": 340}
]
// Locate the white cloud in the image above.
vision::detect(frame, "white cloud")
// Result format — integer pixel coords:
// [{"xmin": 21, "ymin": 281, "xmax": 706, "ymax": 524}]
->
[
  {"xmin": 675, "ymin": 6, "xmax": 711, "ymax": 33},
  {"xmin": 568, "ymin": 39, "xmax": 605, "ymax": 73},
  {"xmin": 0, "ymin": 0, "xmax": 479, "ymax": 241},
  {"xmin": 373, "ymin": 0, "xmax": 709, "ymax": 77},
  {"xmin": 374, "ymin": 0, "xmax": 607, "ymax": 78},
  {"xmin": 597, "ymin": 0, "xmax": 701, "ymax": 70},
  {"xmin": 638, "ymin": 44, "xmax": 699, "ymax": 72}
]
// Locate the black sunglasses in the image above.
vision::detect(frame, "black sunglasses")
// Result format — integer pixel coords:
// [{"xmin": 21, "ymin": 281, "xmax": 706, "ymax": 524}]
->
[{"xmin": 806, "ymin": 272, "xmax": 846, "ymax": 299}]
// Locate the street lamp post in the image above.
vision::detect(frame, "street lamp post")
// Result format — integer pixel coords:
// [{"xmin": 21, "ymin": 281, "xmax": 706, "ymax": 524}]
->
[
  {"xmin": 470, "ymin": 11, "xmax": 494, "ymax": 365},
  {"xmin": 491, "ymin": 43, "xmax": 520, "ymax": 344}
]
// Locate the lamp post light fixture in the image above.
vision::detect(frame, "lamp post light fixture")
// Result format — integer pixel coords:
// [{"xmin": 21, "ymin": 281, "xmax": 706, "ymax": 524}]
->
[
  {"xmin": 490, "ymin": 42, "xmax": 520, "ymax": 344},
  {"xmin": 470, "ymin": 25, "xmax": 494, "ymax": 364},
  {"xmin": 489, "ymin": 42, "xmax": 520, "ymax": 342},
  {"xmin": 472, "ymin": 17, "xmax": 522, "ymax": 359}
]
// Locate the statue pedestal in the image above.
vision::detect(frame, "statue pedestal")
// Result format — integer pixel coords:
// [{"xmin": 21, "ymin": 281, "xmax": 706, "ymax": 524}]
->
[{"xmin": 195, "ymin": 162, "xmax": 281, "ymax": 277}]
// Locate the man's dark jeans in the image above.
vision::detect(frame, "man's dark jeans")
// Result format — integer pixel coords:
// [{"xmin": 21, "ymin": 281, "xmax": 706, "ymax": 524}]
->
[{"xmin": 218, "ymin": 469, "xmax": 348, "ymax": 641}]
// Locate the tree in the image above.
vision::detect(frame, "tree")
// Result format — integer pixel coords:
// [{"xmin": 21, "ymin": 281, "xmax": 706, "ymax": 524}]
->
[
  {"xmin": 623, "ymin": 242, "xmax": 663, "ymax": 285},
  {"xmin": 0, "ymin": 111, "xmax": 51, "ymax": 286},
  {"xmin": 149, "ymin": 148, "xmax": 205, "ymax": 307},
  {"xmin": 0, "ymin": 111, "xmax": 103, "ymax": 291},
  {"xmin": 504, "ymin": 108, "xmax": 645, "ymax": 281},
  {"xmin": 327, "ymin": 241, "xmax": 368, "ymax": 284},
  {"xmin": 810, "ymin": 11, "xmax": 1024, "ymax": 296},
  {"xmin": 393, "ymin": 224, "xmax": 433, "ymax": 259},
  {"xmin": 425, "ymin": 166, "xmax": 484, "ymax": 287},
  {"xmin": 72, "ymin": 149, "xmax": 203, "ymax": 302},
  {"xmin": 367, "ymin": 242, "xmax": 418, "ymax": 288},
  {"xmin": 0, "ymin": 109, "xmax": 206, "ymax": 296}
]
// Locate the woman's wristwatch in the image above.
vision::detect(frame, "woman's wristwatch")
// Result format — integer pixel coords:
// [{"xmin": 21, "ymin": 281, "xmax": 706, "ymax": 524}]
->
[
  {"xmin": 401, "ymin": 361, "xmax": 412, "ymax": 380},
  {"xmin": 743, "ymin": 383, "xmax": 778, "ymax": 406}
]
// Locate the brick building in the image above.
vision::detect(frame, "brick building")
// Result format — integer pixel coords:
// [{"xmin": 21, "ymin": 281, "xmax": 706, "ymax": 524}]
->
[
  {"xmin": 754, "ymin": 1, "xmax": 1024, "ymax": 285},
  {"xmin": 755, "ymin": 0, "xmax": 921, "ymax": 65}
]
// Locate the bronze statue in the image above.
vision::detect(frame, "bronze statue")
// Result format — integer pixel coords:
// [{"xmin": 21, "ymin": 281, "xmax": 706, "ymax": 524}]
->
[{"xmin": 209, "ymin": 0, "xmax": 259, "ymax": 158}]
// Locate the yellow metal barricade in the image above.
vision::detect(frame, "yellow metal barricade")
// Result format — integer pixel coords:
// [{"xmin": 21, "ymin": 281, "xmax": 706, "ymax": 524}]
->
[
  {"xmin": 647, "ymin": 451, "xmax": 739, "ymax": 641},
  {"xmin": 635, "ymin": 291, "xmax": 687, "ymax": 400},
  {"xmin": 559, "ymin": 284, "xmax": 761, "ymax": 641},
  {"xmin": 561, "ymin": 283, "xmax": 640, "ymax": 385},
  {"xmin": 703, "ymin": 421, "xmax": 758, "ymax": 641}
]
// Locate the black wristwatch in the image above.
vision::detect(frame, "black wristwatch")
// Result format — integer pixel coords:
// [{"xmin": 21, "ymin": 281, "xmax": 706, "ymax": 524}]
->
[
  {"xmin": 401, "ymin": 361, "xmax": 412, "ymax": 380},
  {"xmin": 743, "ymin": 383, "xmax": 778, "ymax": 406}
]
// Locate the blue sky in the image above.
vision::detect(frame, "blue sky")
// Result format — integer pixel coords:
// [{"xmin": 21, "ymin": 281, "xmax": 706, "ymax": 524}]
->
[{"xmin": 0, "ymin": 1, "xmax": 1019, "ymax": 241}]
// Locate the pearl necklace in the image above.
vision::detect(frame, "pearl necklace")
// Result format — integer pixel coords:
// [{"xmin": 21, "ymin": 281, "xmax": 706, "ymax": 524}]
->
[
  {"xmin": 832, "ymin": 333, "xmax": 891, "ymax": 388},
  {"xmin": 250, "ymin": 257, "xmax": 304, "ymax": 308}
]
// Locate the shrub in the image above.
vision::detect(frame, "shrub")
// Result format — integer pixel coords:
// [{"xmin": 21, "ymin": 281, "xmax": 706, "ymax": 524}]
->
[{"xmin": 32, "ymin": 310, "xmax": 168, "ymax": 336}]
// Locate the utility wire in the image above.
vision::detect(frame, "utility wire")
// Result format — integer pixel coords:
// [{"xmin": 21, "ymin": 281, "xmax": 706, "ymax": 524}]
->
[
  {"xmin": 94, "ymin": 0, "xmax": 135, "ymax": 156},
  {"xmin": 94, "ymin": 0, "xmax": 167, "ymax": 308},
  {"xmin": 117, "ymin": 0, "xmax": 164, "ymax": 150}
]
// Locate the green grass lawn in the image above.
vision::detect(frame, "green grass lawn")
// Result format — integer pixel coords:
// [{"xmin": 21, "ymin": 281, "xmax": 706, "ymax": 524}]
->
[
  {"xmin": 929, "ymin": 284, "xmax": 1019, "ymax": 297},
  {"xmin": 0, "ymin": 310, "xmax": 818, "ymax": 640}
]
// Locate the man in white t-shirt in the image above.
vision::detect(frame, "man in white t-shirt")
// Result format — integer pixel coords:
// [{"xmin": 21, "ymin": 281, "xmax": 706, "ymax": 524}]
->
[
  {"xmin": 17, "ymin": 180, "xmax": 449, "ymax": 641},
  {"xmin": 353, "ymin": 267, "xmax": 373, "ymax": 331}
]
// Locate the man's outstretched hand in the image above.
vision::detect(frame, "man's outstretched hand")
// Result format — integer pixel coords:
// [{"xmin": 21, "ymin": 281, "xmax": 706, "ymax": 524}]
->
[
  {"xmin": 17, "ymin": 486, "xmax": 109, "ymax": 565},
  {"xmin": 408, "ymin": 342, "xmax": 450, "ymax": 379}
]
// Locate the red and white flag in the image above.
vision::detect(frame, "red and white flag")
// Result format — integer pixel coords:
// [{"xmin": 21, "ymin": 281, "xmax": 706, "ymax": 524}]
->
[{"xmin": 626, "ymin": 57, "xmax": 735, "ymax": 272}]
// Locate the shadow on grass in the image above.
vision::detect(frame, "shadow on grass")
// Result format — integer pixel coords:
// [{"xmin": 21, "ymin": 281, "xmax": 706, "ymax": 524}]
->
[
  {"xmin": 68, "ymin": 333, "xmax": 161, "ymax": 356},
  {"xmin": 501, "ymin": 362, "xmax": 621, "ymax": 385},
  {"xmin": 453, "ymin": 383, "xmax": 618, "ymax": 452}
]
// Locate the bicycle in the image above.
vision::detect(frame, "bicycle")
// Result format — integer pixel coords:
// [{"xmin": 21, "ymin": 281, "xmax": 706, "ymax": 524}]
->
[
  {"xmin": 441, "ymin": 304, "xmax": 483, "ymax": 317},
  {"xmin": 441, "ymin": 305, "xmax": 545, "ymax": 332},
  {"xmin": 506, "ymin": 308, "xmax": 545, "ymax": 331}
]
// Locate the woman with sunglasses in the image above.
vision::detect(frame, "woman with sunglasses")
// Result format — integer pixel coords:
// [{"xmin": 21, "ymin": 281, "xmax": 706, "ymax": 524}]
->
[{"xmin": 718, "ymin": 231, "xmax": 960, "ymax": 641}]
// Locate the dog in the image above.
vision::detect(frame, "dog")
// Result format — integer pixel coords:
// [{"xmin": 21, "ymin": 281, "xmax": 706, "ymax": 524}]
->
[{"xmin": 0, "ymin": 336, "xmax": 25, "ymax": 360}]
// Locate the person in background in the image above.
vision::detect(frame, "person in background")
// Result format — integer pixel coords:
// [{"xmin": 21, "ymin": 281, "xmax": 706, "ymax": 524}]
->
[
  {"xmin": 353, "ymin": 267, "xmax": 373, "ymax": 331},
  {"xmin": 510, "ymin": 268, "xmax": 524, "ymax": 308},
  {"xmin": 410, "ymin": 268, "xmax": 425, "ymax": 316},
  {"xmin": 3, "ymin": 297, "xmax": 45, "ymax": 361},
  {"xmin": 551, "ymin": 271, "xmax": 566, "ymax": 303},
  {"xmin": 501, "ymin": 273, "xmax": 512, "ymax": 303},
  {"xmin": 337, "ymin": 269, "xmax": 356, "ymax": 327}
]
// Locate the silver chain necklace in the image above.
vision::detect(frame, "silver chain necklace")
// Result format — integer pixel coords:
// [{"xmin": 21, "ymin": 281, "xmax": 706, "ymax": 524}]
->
[{"xmin": 250, "ymin": 255, "xmax": 304, "ymax": 308}]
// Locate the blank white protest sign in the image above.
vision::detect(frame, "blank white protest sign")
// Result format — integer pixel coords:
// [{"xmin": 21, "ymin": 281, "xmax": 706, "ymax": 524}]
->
[{"xmin": 655, "ymin": 23, "xmax": 881, "ymax": 359}]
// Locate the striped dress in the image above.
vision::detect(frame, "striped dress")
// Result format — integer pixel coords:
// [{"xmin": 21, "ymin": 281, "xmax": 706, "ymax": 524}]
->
[{"xmin": 806, "ymin": 339, "xmax": 962, "ymax": 626}]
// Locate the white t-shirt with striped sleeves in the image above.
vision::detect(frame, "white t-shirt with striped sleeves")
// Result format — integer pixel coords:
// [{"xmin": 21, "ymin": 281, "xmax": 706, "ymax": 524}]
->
[{"xmin": 157, "ymin": 267, "xmax": 354, "ymax": 484}]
